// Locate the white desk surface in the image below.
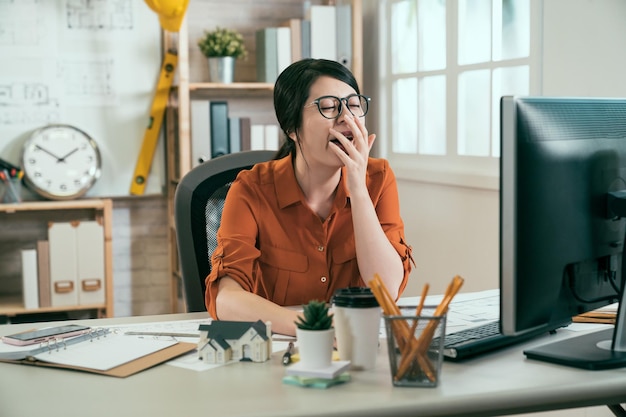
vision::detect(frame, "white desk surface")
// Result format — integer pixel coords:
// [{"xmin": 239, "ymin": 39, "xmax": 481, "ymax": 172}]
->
[{"xmin": 1, "ymin": 312, "xmax": 625, "ymax": 417}]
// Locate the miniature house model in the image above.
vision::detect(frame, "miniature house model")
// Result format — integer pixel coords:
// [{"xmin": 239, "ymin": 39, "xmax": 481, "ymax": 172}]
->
[{"xmin": 197, "ymin": 320, "xmax": 272, "ymax": 364}]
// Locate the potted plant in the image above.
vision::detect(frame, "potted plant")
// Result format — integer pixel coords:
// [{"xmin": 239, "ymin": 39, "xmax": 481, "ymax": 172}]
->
[
  {"xmin": 197, "ymin": 27, "xmax": 247, "ymax": 83},
  {"xmin": 295, "ymin": 300, "xmax": 334, "ymax": 368}
]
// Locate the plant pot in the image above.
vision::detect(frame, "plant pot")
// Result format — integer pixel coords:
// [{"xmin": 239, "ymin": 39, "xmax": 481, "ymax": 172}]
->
[
  {"xmin": 296, "ymin": 328, "xmax": 335, "ymax": 369},
  {"xmin": 208, "ymin": 56, "xmax": 235, "ymax": 83}
]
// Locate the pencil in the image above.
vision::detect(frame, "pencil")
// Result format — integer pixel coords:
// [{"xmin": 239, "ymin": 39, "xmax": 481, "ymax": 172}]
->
[
  {"xmin": 409, "ymin": 283, "xmax": 429, "ymax": 336},
  {"xmin": 394, "ymin": 275, "xmax": 464, "ymax": 381},
  {"xmin": 369, "ymin": 275, "xmax": 437, "ymax": 381}
]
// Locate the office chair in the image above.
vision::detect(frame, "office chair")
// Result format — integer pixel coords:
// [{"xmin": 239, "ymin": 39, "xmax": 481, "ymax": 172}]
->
[{"xmin": 174, "ymin": 150, "xmax": 276, "ymax": 312}]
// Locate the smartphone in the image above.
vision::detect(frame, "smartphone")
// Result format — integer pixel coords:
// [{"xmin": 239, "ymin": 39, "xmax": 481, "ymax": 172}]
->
[{"xmin": 1, "ymin": 324, "xmax": 91, "ymax": 346}]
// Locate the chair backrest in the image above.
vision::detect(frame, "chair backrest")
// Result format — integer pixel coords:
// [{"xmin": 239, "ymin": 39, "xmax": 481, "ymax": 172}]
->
[{"xmin": 174, "ymin": 150, "xmax": 276, "ymax": 312}]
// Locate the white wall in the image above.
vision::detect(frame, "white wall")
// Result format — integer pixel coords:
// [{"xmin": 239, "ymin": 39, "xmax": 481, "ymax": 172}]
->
[
  {"xmin": 398, "ymin": 180, "xmax": 500, "ymax": 296},
  {"xmin": 369, "ymin": 0, "xmax": 626, "ymax": 298},
  {"xmin": 542, "ymin": 0, "xmax": 626, "ymax": 97}
]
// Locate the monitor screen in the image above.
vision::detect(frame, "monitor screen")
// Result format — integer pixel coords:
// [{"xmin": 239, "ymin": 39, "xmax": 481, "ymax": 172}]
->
[{"xmin": 499, "ymin": 96, "xmax": 626, "ymax": 370}]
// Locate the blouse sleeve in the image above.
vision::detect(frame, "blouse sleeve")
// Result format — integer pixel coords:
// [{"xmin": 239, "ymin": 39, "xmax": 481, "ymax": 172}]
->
[
  {"xmin": 204, "ymin": 175, "xmax": 260, "ymax": 319},
  {"xmin": 372, "ymin": 160, "xmax": 415, "ymax": 297}
]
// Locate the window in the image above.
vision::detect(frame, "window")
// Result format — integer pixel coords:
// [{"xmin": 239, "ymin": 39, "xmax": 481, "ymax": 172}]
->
[{"xmin": 380, "ymin": 0, "xmax": 540, "ymax": 187}]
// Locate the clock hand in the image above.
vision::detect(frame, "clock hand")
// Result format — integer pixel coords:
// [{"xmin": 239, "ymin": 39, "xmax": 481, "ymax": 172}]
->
[
  {"xmin": 58, "ymin": 148, "xmax": 79, "ymax": 162},
  {"xmin": 35, "ymin": 145, "xmax": 64, "ymax": 162}
]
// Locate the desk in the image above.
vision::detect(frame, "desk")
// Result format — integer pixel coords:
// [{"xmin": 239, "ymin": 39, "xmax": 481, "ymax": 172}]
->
[{"xmin": 1, "ymin": 313, "xmax": 625, "ymax": 417}]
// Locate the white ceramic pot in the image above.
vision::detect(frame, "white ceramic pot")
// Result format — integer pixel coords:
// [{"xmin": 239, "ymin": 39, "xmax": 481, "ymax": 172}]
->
[{"xmin": 295, "ymin": 327, "xmax": 335, "ymax": 369}]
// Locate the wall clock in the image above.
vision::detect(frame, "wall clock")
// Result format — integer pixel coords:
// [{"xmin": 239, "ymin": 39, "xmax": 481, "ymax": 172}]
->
[{"xmin": 21, "ymin": 124, "xmax": 102, "ymax": 200}]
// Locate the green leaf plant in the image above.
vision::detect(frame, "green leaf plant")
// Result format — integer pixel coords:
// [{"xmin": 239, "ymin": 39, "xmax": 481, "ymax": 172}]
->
[
  {"xmin": 197, "ymin": 27, "xmax": 247, "ymax": 59},
  {"xmin": 295, "ymin": 300, "xmax": 334, "ymax": 331}
]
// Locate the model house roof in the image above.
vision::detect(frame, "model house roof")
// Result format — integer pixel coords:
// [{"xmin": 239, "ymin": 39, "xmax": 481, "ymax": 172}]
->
[
  {"xmin": 199, "ymin": 319, "xmax": 269, "ymax": 341},
  {"xmin": 208, "ymin": 336, "xmax": 230, "ymax": 351}
]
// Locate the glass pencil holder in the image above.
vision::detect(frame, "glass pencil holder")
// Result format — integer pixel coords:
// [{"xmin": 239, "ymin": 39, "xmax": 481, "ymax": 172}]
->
[
  {"xmin": 0, "ymin": 176, "xmax": 22, "ymax": 203},
  {"xmin": 383, "ymin": 309, "xmax": 446, "ymax": 387}
]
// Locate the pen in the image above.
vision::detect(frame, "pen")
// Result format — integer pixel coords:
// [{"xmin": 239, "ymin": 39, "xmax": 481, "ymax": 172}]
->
[
  {"xmin": 0, "ymin": 158, "xmax": 20, "ymax": 172},
  {"xmin": 282, "ymin": 341, "xmax": 295, "ymax": 366},
  {"xmin": 124, "ymin": 331, "xmax": 199, "ymax": 338}
]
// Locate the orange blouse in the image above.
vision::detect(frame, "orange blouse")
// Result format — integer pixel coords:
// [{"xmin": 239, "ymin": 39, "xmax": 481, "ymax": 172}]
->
[{"xmin": 205, "ymin": 155, "xmax": 414, "ymax": 319}]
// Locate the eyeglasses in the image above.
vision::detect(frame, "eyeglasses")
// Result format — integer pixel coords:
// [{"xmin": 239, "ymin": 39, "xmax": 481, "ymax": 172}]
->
[{"xmin": 305, "ymin": 94, "xmax": 371, "ymax": 119}]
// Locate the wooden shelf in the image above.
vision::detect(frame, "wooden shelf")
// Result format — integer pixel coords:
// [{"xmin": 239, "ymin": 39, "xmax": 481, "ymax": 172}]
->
[
  {"xmin": 183, "ymin": 82, "xmax": 274, "ymax": 99},
  {"xmin": 0, "ymin": 295, "xmax": 106, "ymax": 317},
  {"xmin": 0, "ymin": 199, "xmax": 114, "ymax": 320},
  {"xmin": 0, "ymin": 199, "xmax": 109, "ymax": 214},
  {"xmin": 188, "ymin": 82, "xmax": 274, "ymax": 91}
]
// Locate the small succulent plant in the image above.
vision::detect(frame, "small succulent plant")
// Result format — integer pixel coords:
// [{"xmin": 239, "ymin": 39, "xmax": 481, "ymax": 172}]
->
[{"xmin": 295, "ymin": 300, "xmax": 333, "ymax": 331}]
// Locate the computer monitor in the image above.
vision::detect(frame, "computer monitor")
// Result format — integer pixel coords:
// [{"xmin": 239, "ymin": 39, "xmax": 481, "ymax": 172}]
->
[{"xmin": 499, "ymin": 96, "xmax": 626, "ymax": 370}]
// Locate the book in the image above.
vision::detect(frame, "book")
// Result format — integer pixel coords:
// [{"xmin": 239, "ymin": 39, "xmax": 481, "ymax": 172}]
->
[
  {"xmin": 0, "ymin": 328, "xmax": 196, "ymax": 378},
  {"xmin": 285, "ymin": 360, "xmax": 351, "ymax": 379},
  {"xmin": 36, "ymin": 240, "xmax": 51, "ymax": 308},
  {"xmin": 21, "ymin": 249, "xmax": 39, "ymax": 310},
  {"xmin": 336, "ymin": 2, "xmax": 352, "ymax": 68},
  {"xmin": 264, "ymin": 124, "xmax": 280, "ymax": 151},
  {"xmin": 250, "ymin": 124, "xmax": 265, "ymax": 150},
  {"xmin": 309, "ymin": 5, "xmax": 337, "ymax": 60},
  {"xmin": 210, "ymin": 101, "xmax": 230, "ymax": 158},
  {"xmin": 190, "ymin": 99, "xmax": 212, "ymax": 167},
  {"xmin": 239, "ymin": 117, "xmax": 251, "ymax": 151},
  {"xmin": 256, "ymin": 27, "xmax": 279, "ymax": 83},
  {"xmin": 229, "ymin": 117, "xmax": 241, "ymax": 154},
  {"xmin": 301, "ymin": 19, "xmax": 311, "ymax": 59},
  {"xmin": 281, "ymin": 18, "xmax": 302, "ymax": 62},
  {"xmin": 572, "ymin": 303, "xmax": 618, "ymax": 324},
  {"xmin": 276, "ymin": 26, "xmax": 292, "ymax": 75}
]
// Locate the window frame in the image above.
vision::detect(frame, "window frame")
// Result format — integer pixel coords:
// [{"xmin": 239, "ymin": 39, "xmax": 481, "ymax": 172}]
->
[{"xmin": 378, "ymin": 0, "xmax": 544, "ymax": 190}]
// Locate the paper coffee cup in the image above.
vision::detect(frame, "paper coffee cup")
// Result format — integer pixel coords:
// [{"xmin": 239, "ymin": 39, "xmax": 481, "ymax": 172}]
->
[{"xmin": 332, "ymin": 287, "xmax": 381, "ymax": 370}]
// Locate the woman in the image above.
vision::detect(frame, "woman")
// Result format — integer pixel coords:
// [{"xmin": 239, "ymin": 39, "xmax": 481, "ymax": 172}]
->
[{"xmin": 205, "ymin": 58, "xmax": 414, "ymax": 336}]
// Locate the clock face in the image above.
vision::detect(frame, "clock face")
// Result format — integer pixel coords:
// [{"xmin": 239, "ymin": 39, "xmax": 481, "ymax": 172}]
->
[{"xmin": 21, "ymin": 124, "xmax": 102, "ymax": 200}]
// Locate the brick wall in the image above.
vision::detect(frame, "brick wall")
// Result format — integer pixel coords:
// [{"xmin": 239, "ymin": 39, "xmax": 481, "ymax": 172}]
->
[{"xmin": 111, "ymin": 196, "xmax": 170, "ymax": 317}]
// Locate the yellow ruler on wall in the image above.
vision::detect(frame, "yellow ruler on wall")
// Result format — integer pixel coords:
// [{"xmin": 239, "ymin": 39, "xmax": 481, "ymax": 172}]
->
[{"xmin": 130, "ymin": 50, "xmax": 178, "ymax": 195}]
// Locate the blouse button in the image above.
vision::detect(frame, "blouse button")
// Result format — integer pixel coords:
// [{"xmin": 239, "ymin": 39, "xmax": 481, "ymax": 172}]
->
[
  {"xmin": 317, "ymin": 245, "xmax": 324, "ymax": 252},
  {"xmin": 320, "ymin": 276, "xmax": 327, "ymax": 283}
]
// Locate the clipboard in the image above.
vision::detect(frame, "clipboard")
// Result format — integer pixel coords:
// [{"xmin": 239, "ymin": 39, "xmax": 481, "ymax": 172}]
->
[
  {"xmin": 0, "ymin": 329, "xmax": 197, "ymax": 378},
  {"xmin": 12, "ymin": 342, "xmax": 196, "ymax": 378}
]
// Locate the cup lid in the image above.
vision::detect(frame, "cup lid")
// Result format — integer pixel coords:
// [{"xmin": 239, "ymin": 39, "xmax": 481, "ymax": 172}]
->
[{"xmin": 332, "ymin": 287, "xmax": 379, "ymax": 308}]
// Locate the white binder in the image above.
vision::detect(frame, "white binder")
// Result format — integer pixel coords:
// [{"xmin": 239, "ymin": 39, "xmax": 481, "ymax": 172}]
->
[
  {"xmin": 21, "ymin": 249, "xmax": 39, "ymax": 309},
  {"xmin": 336, "ymin": 3, "xmax": 352, "ymax": 68},
  {"xmin": 76, "ymin": 220, "xmax": 105, "ymax": 305},
  {"xmin": 309, "ymin": 5, "xmax": 337, "ymax": 61},
  {"xmin": 48, "ymin": 222, "xmax": 78, "ymax": 306}
]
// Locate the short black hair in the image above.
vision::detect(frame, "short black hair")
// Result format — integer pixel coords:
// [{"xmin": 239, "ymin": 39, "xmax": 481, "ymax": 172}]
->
[{"xmin": 273, "ymin": 59, "xmax": 360, "ymax": 159}]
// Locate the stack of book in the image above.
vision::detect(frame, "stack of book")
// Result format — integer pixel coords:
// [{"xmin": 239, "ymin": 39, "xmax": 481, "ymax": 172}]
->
[
  {"xmin": 190, "ymin": 100, "xmax": 281, "ymax": 168},
  {"xmin": 256, "ymin": 2, "xmax": 353, "ymax": 83},
  {"xmin": 20, "ymin": 220, "xmax": 105, "ymax": 310}
]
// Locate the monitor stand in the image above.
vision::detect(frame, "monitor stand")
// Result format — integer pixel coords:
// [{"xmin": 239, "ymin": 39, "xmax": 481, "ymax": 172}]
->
[
  {"xmin": 524, "ymin": 276, "xmax": 626, "ymax": 370},
  {"xmin": 524, "ymin": 328, "xmax": 626, "ymax": 370}
]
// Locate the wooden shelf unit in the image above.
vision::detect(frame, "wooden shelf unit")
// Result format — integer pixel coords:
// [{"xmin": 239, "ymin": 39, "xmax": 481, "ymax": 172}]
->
[
  {"xmin": 0, "ymin": 199, "xmax": 113, "ymax": 320},
  {"xmin": 165, "ymin": 0, "xmax": 363, "ymax": 313}
]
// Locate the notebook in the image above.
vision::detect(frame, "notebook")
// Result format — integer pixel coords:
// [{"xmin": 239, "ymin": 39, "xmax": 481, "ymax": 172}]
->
[{"xmin": 0, "ymin": 328, "xmax": 196, "ymax": 377}]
